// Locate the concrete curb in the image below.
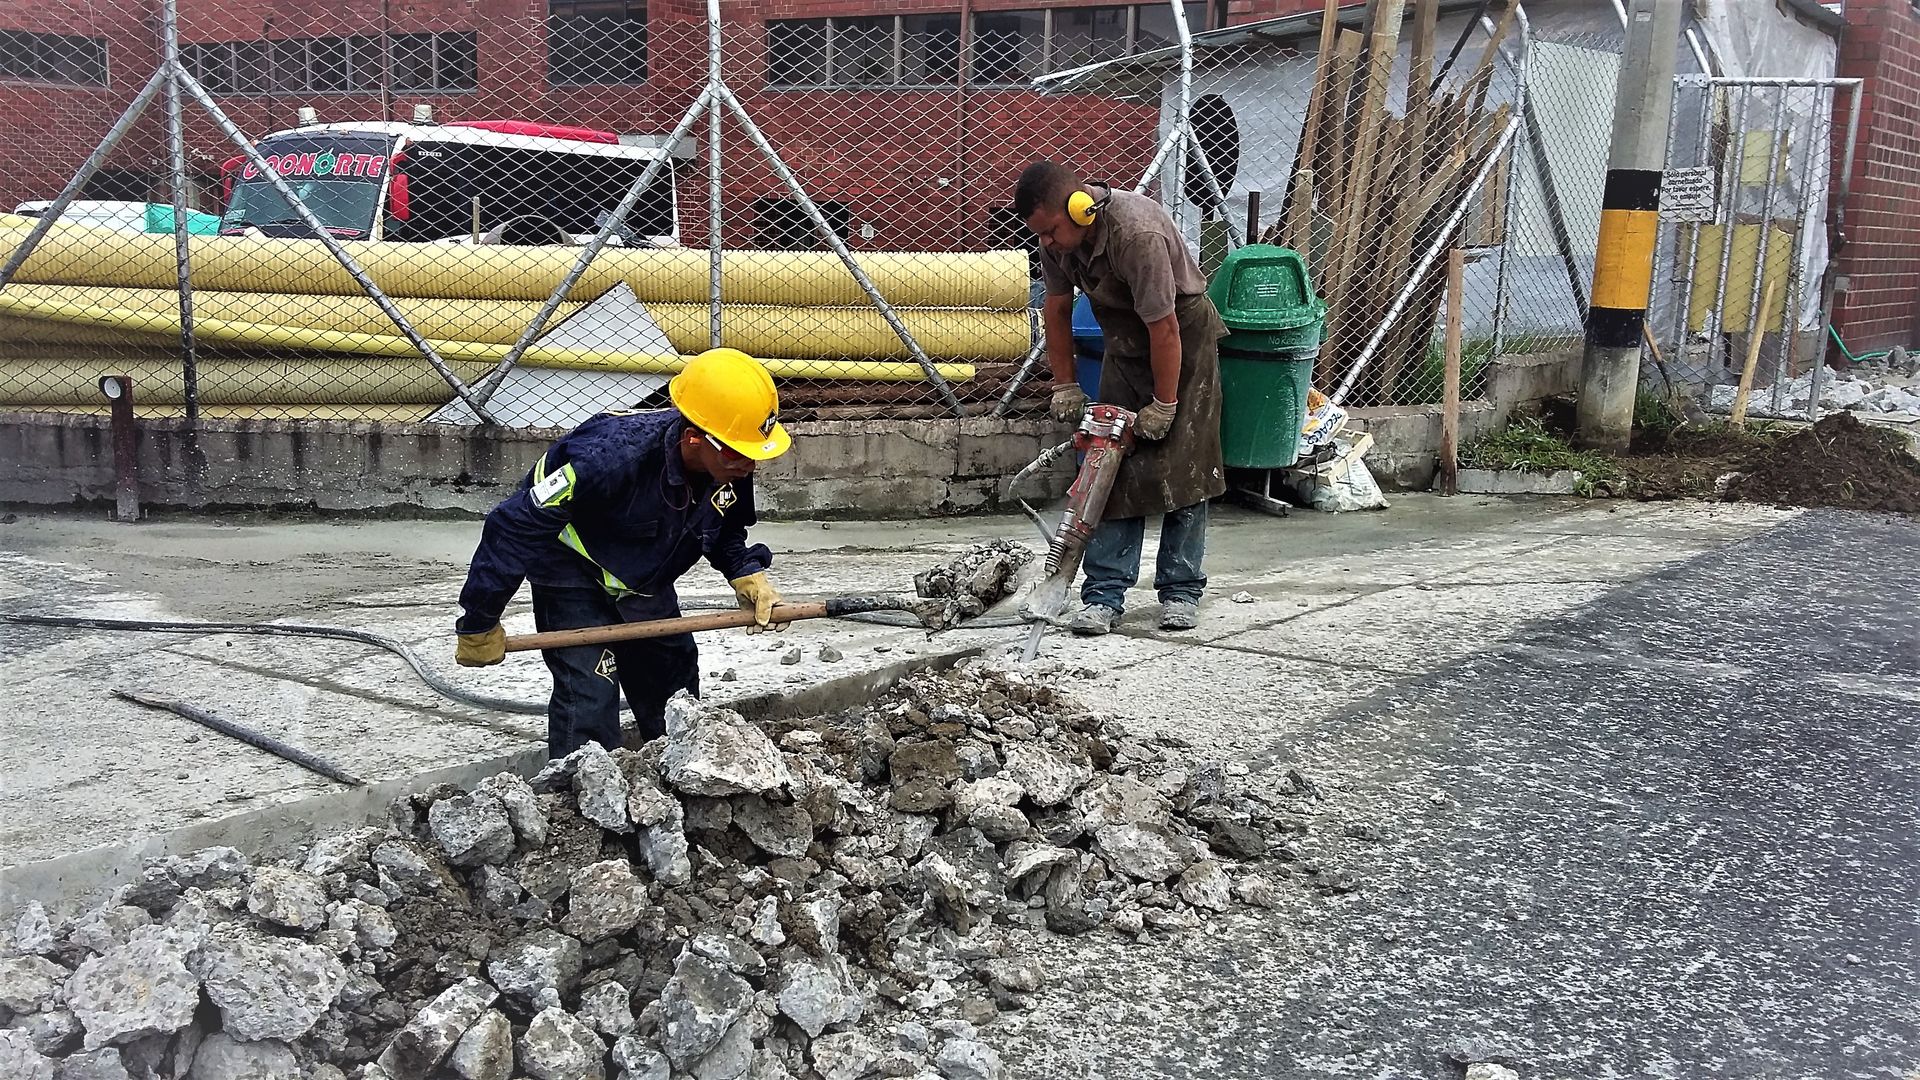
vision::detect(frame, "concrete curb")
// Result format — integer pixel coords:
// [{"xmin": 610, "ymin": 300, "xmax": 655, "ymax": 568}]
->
[{"xmin": 0, "ymin": 646, "xmax": 980, "ymax": 920}]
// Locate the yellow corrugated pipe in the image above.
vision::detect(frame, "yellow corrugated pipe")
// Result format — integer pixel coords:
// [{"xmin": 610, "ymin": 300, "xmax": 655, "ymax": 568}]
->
[{"xmin": 0, "ymin": 216, "xmax": 1032, "ymax": 310}]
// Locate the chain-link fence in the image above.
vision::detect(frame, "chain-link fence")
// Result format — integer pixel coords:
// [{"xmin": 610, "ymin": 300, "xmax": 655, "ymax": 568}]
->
[
  {"xmin": 0, "ymin": 0, "xmax": 1850, "ymax": 429},
  {"xmin": 0, "ymin": 1, "xmax": 1171, "ymax": 425},
  {"xmin": 1652, "ymin": 75, "xmax": 1860, "ymax": 420}
]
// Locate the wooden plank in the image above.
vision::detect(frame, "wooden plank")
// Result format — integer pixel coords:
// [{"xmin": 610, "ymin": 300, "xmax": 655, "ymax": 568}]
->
[
  {"xmin": 1315, "ymin": 30, "xmax": 1368, "ymax": 299},
  {"xmin": 1279, "ymin": 0, "xmax": 1345, "ymax": 248},
  {"xmin": 1439, "ymin": 247, "xmax": 1465, "ymax": 495},
  {"xmin": 1326, "ymin": 0, "xmax": 1409, "ymax": 319}
]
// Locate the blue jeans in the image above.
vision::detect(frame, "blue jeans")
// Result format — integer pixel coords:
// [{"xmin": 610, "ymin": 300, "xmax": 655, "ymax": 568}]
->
[
  {"xmin": 1080, "ymin": 500, "xmax": 1209, "ymax": 613},
  {"xmin": 531, "ymin": 584, "xmax": 698, "ymax": 758}
]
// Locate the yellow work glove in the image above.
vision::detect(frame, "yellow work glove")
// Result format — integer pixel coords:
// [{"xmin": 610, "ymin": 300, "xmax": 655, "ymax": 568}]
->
[
  {"xmin": 730, "ymin": 572, "xmax": 786, "ymax": 633},
  {"xmin": 456, "ymin": 625, "xmax": 506, "ymax": 667},
  {"xmin": 1050, "ymin": 384, "xmax": 1089, "ymax": 423},
  {"xmin": 1134, "ymin": 397, "xmax": 1177, "ymax": 441}
]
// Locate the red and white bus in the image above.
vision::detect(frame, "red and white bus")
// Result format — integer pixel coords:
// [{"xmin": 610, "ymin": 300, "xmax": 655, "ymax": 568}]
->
[{"xmin": 219, "ymin": 117, "xmax": 680, "ymax": 246}]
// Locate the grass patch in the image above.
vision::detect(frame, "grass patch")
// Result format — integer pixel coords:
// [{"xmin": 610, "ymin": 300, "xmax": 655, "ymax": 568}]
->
[{"xmin": 1459, "ymin": 417, "xmax": 1623, "ymax": 496}]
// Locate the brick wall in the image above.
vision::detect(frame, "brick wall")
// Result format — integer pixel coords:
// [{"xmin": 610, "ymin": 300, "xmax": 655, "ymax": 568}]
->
[{"xmin": 1834, "ymin": 0, "xmax": 1920, "ymax": 354}]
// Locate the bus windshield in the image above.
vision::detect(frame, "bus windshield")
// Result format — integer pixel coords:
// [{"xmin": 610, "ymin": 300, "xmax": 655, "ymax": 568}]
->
[{"xmin": 221, "ymin": 134, "xmax": 395, "ymax": 239}]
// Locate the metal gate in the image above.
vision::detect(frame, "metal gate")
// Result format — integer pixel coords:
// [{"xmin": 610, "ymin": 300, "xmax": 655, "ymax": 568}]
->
[{"xmin": 1652, "ymin": 75, "xmax": 1862, "ymax": 420}]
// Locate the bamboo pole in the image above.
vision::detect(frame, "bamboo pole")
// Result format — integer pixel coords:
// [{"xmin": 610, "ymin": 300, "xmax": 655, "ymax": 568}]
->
[{"xmin": 1729, "ymin": 280, "xmax": 1780, "ymax": 429}]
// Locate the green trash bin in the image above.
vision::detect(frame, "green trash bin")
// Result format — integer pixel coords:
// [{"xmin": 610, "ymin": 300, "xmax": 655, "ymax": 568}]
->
[{"xmin": 1207, "ymin": 245, "xmax": 1326, "ymax": 469}]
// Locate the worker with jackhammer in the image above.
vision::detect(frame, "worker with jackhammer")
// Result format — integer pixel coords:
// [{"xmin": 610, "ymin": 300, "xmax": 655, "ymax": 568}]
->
[
  {"xmin": 1016, "ymin": 160, "xmax": 1227, "ymax": 635},
  {"xmin": 451, "ymin": 348, "xmax": 793, "ymax": 758}
]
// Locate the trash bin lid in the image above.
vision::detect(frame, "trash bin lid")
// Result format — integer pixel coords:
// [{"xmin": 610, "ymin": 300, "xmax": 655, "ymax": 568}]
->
[{"xmin": 1208, "ymin": 244, "xmax": 1327, "ymax": 332}]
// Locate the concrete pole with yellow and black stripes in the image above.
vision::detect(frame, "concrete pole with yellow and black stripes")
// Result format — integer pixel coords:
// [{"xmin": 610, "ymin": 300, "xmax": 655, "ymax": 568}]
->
[{"xmin": 1576, "ymin": 0, "xmax": 1686, "ymax": 451}]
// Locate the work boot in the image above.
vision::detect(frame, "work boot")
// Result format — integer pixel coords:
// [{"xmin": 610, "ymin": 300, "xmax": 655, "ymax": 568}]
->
[
  {"xmin": 1159, "ymin": 600, "xmax": 1199, "ymax": 631},
  {"xmin": 1068, "ymin": 604, "xmax": 1121, "ymax": 636}
]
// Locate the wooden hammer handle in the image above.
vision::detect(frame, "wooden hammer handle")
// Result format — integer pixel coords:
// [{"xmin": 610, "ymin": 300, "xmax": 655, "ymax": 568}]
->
[{"xmin": 502, "ymin": 602, "xmax": 828, "ymax": 653}]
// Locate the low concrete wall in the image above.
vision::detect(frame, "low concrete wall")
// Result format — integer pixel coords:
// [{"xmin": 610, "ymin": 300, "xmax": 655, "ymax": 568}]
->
[
  {"xmin": 1347, "ymin": 349, "xmax": 1581, "ymax": 489},
  {"xmin": 0, "ymin": 411, "xmax": 1074, "ymax": 519}
]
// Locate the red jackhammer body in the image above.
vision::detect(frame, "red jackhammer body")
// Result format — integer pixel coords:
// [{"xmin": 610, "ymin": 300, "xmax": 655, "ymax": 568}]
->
[{"xmin": 1020, "ymin": 403, "xmax": 1135, "ymax": 659}]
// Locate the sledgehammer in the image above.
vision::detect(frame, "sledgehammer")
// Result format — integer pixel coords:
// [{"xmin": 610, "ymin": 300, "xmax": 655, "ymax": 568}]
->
[{"xmin": 501, "ymin": 594, "xmax": 953, "ymax": 653}]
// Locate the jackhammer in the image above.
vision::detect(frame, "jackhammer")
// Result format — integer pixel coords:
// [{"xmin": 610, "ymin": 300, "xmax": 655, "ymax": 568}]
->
[{"xmin": 1005, "ymin": 403, "xmax": 1136, "ymax": 661}]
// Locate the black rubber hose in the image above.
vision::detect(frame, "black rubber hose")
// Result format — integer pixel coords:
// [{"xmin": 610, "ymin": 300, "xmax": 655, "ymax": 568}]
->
[
  {"xmin": 5, "ymin": 613, "xmax": 549, "ymax": 714},
  {"xmin": 114, "ymin": 689, "xmax": 366, "ymax": 786}
]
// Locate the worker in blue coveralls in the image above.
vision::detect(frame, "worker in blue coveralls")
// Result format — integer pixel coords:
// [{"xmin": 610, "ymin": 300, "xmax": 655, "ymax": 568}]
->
[{"xmin": 452, "ymin": 348, "xmax": 792, "ymax": 758}]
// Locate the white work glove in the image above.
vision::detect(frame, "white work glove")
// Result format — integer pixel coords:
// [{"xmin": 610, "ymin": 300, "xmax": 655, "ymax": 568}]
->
[
  {"xmin": 1134, "ymin": 398, "xmax": 1177, "ymax": 441},
  {"xmin": 1050, "ymin": 384, "xmax": 1089, "ymax": 423}
]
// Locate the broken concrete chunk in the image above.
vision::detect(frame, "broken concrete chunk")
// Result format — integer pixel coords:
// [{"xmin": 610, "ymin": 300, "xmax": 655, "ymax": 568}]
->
[
  {"xmin": 65, "ymin": 907, "xmax": 151, "ymax": 958},
  {"xmin": 64, "ymin": 936, "xmax": 201, "ymax": 1049},
  {"xmin": 1464, "ymin": 1066, "xmax": 1521, "ymax": 1080},
  {"xmin": 934, "ymin": 1039, "xmax": 1004, "ymax": 1080},
  {"xmin": 691, "ymin": 931, "xmax": 767, "ymax": 979},
  {"xmin": 475, "ymin": 772, "xmax": 549, "ymax": 848},
  {"xmin": 637, "ymin": 803, "xmax": 693, "ymax": 888},
  {"xmin": 781, "ymin": 649, "xmax": 803, "ymax": 666},
  {"xmin": 245, "ymin": 866, "xmax": 330, "ymax": 931},
  {"xmin": 371, "ymin": 840, "xmax": 461, "ymax": 898},
  {"xmin": 611, "ymin": 1035, "xmax": 671, "ymax": 1080},
  {"xmin": 579, "ymin": 981, "xmax": 636, "ymax": 1036},
  {"xmin": 572, "ymin": 745, "xmax": 633, "ymax": 833},
  {"xmin": 517, "ymin": 1007, "xmax": 607, "ymax": 1080},
  {"xmin": 689, "ymin": 1010, "xmax": 762, "ymax": 1080},
  {"xmin": 625, "ymin": 770, "xmax": 679, "ymax": 829},
  {"xmin": 428, "ymin": 793, "xmax": 518, "ymax": 868},
  {"xmin": 487, "ymin": 929, "xmax": 585, "ymax": 1007},
  {"xmin": 0, "ymin": 1029, "xmax": 55, "ymax": 1080},
  {"xmin": 732, "ymin": 796, "xmax": 814, "ymax": 858},
  {"xmin": 966, "ymin": 805, "xmax": 1029, "ymax": 843},
  {"xmin": 777, "ymin": 952, "xmax": 865, "ymax": 1038},
  {"xmin": 1175, "ymin": 860, "xmax": 1233, "ymax": 911},
  {"xmin": 0, "ymin": 954, "xmax": 67, "ymax": 1013},
  {"xmin": 561, "ymin": 861, "xmax": 649, "ymax": 942},
  {"xmin": 300, "ymin": 828, "xmax": 381, "ymax": 880},
  {"xmin": 16, "ymin": 1007, "xmax": 81, "ymax": 1056},
  {"xmin": 980, "ymin": 957, "xmax": 1044, "ymax": 993},
  {"xmin": 810, "ymin": 1031, "xmax": 881, "ymax": 1080},
  {"xmin": 193, "ymin": 933, "xmax": 346, "ymax": 1042},
  {"xmin": 949, "ymin": 778, "xmax": 1021, "ymax": 818},
  {"xmin": 658, "ymin": 955, "xmax": 752, "ymax": 1069},
  {"xmin": 11, "ymin": 903, "xmax": 55, "ymax": 956},
  {"xmin": 446, "ymin": 1009, "xmax": 513, "ymax": 1080},
  {"xmin": 1092, "ymin": 824, "xmax": 1199, "ymax": 882},
  {"xmin": 1072, "ymin": 775, "xmax": 1173, "ymax": 829},
  {"xmin": 52, "ymin": 1045, "xmax": 130, "ymax": 1080},
  {"xmin": 183, "ymin": 1032, "xmax": 297, "ymax": 1080},
  {"xmin": 663, "ymin": 696, "xmax": 793, "ymax": 797},
  {"xmin": 374, "ymin": 977, "xmax": 499, "ymax": 1080},
  {"xmin": 817, "ymin": 645, "xmax": 844, "ymax": 663},
  {"xmin": 1000, "ymin": 743, "xmax": 1092, "ymax": 806}
]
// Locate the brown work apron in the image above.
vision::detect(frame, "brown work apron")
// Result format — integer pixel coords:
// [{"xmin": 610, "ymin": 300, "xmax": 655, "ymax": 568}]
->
[{"xmin": 1092, "ymin": 292, "xmax": 1229, "ymax": 520}]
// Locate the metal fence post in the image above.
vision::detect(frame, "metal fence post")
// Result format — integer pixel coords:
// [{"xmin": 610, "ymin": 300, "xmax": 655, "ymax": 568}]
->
[
  {"xmin": 707, "ymin": 0, "xmax": 724, "ymax": 350},
  {"xmin": 160, "ymin": 0, "xmax": 199, "ymax": 421}
]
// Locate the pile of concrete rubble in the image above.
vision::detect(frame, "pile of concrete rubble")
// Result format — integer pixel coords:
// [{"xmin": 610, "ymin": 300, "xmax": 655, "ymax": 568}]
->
[{"xmin": 0, "ymin": 660, "xmax": 1317, "ymax": 1080}]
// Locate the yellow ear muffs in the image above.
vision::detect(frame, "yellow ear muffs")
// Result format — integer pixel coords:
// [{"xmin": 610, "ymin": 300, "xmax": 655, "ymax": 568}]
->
[{"xmin": 1065, "ymin": 188, "xmax": 1104, "ymax": 227}]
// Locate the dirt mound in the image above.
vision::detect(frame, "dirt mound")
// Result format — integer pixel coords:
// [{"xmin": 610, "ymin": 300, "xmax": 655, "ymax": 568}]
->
[{"xmin": 1728, "ymin": 412, "xmax": 1920, "ymax": 514}]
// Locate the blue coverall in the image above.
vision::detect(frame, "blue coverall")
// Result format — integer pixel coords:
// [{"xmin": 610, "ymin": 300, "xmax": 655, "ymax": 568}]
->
[{"xmin": 456, "ymin": 409, "xmax": 770, "ymax": 757}]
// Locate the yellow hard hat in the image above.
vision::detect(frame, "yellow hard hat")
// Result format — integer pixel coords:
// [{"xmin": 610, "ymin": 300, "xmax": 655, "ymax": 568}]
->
[{"xmin": 669, "ymin": 348, "xmax": 791, "ymax": 461}]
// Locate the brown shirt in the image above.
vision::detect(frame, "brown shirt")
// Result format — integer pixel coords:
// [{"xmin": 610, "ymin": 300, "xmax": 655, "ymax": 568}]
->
[{"xmin": 1037, "ymin": 188, "xmax": 1211, "ymax": 324}]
